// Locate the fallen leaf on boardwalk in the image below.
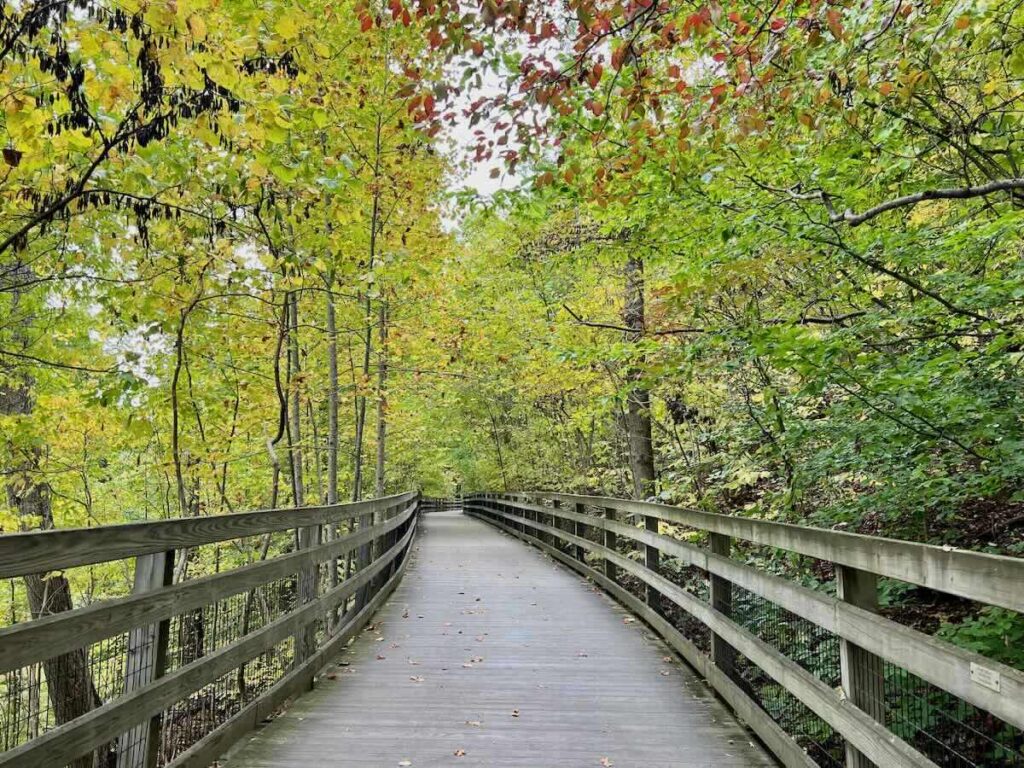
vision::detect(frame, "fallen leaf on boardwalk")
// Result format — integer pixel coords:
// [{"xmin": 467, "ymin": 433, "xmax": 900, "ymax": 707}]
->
[
  {"xmin": 470, "ymin": 656, "xmax": 483, "ymax": 663},
  {"xmin": 398, "ymin": 762, "xmax": 412, "ymax": 767},
  {"xmin": 466, "ymin": 720, "xmax": 481, "ymax": 727},
  {"xmin": 454, "ymin": 749, "xmax": 466, "ymax": 757},
  {"xmin": 662, "ymin": 656, "xmax": 672, "ymax": 662},
  {"xmin": 408, "ymin": 658, "xmax": 420, "ymax": 665},
  {"xmin": 402, "ymin": 607, "xmax": 410, "ymax": 618},
  {"xmin": 324, "ymin": 672, "xmax": 338, "ymax": 680},
  {"xmin": 474, "ymin": 635, "xmax": 486, "ymax": 642},
  {"xmin": 376, "ymin": 654, "xmax": 386, "ymax": 660},
  {"xmin": 622, "ymin": 617, "xmax": 635, "ymax": 624},
  {"xmin": 410, "ymin": 675, "xmax": 425, "ymax": 682},
  {"xmin": 660, "ymin": 670, "xmax": 671, "ymax": 676},
  {"xmin": 511, "ymin": 709, "xmax": 520, "ymax": 717},
  {"xmin": 462, "ymin": 663, "xmax": 474, "ymax": 668},
  {"xmin": 600, "ymin": 758, "xmax": 614, "ymax": 766},
  {"xmin": 577, "ymin": 651, "xmax": 588, "ymax": 657}
]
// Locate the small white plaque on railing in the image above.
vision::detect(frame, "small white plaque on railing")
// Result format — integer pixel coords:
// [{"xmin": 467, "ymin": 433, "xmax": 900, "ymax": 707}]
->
[{"xmin": 970, "ymin": 662, "xmax": 1001, "ymax": 692}]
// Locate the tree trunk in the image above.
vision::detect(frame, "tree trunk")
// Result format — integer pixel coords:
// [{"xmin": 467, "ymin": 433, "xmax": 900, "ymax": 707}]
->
[
  {"xmin": 622, "ymin": 255, "xmax": 656, "ymax": 499},
  {"xmin": 375, "ymin": 299, "xmax": 388, "ymax": 498},
  {"xmin": 326, "ymin": 283, "xmax": 340, "ymax": 507},
  {"xmin": 1, "ymin": 261, "xmax": 108, "ymax": 768}
]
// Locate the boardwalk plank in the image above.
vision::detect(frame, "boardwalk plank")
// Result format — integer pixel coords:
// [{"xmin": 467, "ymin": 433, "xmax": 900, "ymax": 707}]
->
[{"xmin": 223, "ymin": 511, "xmax": 776, "ymax": 768}]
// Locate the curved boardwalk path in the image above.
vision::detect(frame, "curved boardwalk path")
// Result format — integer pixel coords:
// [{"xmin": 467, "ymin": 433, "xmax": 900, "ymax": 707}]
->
[{"xmin": 223, "ymin": 510, "xmax": 775, "ymax": 767}]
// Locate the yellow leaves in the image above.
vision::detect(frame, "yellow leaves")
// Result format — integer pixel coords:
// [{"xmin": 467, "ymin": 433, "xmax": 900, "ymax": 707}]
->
[
  {"xmin": 275, "ymin": 14, "xmax": 302, "ymax": 41},
  {"xmin": 187, "ymin": 13, "xmax": 208, "ymax": 39}
]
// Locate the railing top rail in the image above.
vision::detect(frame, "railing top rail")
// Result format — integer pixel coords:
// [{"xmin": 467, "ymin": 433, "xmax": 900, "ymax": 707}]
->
[
  {"xmin": 0, "ymin": 490, "xmax": 418, "ymax": 579},
  {"xmin": 484, "ymin": 491, "xmax": 1024, "ymax": 613}
]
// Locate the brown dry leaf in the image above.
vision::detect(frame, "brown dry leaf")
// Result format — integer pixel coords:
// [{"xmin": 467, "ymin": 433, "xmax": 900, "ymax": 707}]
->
[
  {"xmin": 659, "ymin": 669, "xmax": 671, "ymax": 676},
  {"xmin": 410, "ymin": 675, "xmax": 425, "ymax": 683},
  {"xmin": 465, "ymin": 720, "xmax": 482, "ymax": 727},
  {"xmin": 622, "ymin": 617, "xmax": 635, "ymax": 624},
  {"xmin": 324, "ymin": 672, "xmax": 338, "ymax": 681},
  {"xmin": 600, "ymin": 758, "xmax": 614, "ymax": 767},
  {"xmin": 454, "ymin": 749, "xmax": 466, "ymax": 757},
  {"xmin": 662, "ymin": 656, "xmax": 672, "ymax": 662},
  {"xmin": 511, "ymin": 709, "xmax": 520, "ymax": 718},
  {"xmin": 402, "ymin": 607, "xmax": 410, "ymax": 618},
  {"xmin": 376, "ymin": 654, "xmax": 387, "ymax": 660}
]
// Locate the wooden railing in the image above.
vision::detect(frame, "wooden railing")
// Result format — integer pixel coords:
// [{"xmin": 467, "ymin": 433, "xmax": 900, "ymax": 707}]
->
[
  {"xmin": 466, "ymin": 492, "xmax": 1024, "ymax": 768},
  {"xmin": 0, "ymin": 491, "xmax": 420, "ymax": 768},
  {"xmin": 419, "ymin": 496, "xmax": 461, "ymax": 513}
]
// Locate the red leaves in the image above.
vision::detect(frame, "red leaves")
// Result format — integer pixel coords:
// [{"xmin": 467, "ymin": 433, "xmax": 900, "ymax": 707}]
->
[
  {"xmin": 769, "ymin": 17, "xmax": 786, "ymax": 32},
  {"xmin": 359, "ymin": 13, "xmax": 373, "ymax": 32},
  {"xmin": 587, "ymin": 63, "xmax": 603, "ymax": 88},
  {"xmin": 585, "ymin": 98, "xmax": 604, "ymax": 117},
  {"xmin": 471, "ymin": 39, "xmax": 484, "ymax": 56}
]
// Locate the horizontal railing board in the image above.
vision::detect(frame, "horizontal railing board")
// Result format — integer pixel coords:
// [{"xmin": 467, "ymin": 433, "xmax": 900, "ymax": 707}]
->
[
  {"xmin": 0, "ymin": 501, "xmax": 417, "ymax": 673},
  {"xmin": 168, "ymin": 538, "xmax": 414, "ymax": 768},
  {"xmin": 469, "ymin": 510, "xmax": 818, "ymax": 768},
  {"xmin": 0, "ymin": 491, "xmax": 417, "ymax": 579},
  {"xmin": 479, "ymin": 497, "xmax": 1024, "ymax": 729},
  {"xmin": 469, "ymin": 504, "xmax": 937, "ymax": 768},
  {"xmin": 0, "ymin": 519, "xmax": 416, "ymax": 768},
  {"xmin": 505, "ymin": 493, "xmax": 1024, "ymax": 615}
]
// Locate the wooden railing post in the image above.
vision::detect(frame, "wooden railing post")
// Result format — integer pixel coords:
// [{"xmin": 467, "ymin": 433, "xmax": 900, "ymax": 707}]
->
[
  {"xmin": 837, "ymin": 565, "xmax": 885, "ymax": 768},
  {"xmin": 552, "ymin": 498, "xmax": 564, "ymax": 553},
  {"xmin": 573, "ymin": 502, "xmax": 586, "ymax": 563},
  {"xmin": 116, "ymin": 550, "xmax": 173, "ymax": 768},
  {"xmin": 709, "ymin": 533, "xmax": 737, "ymax": 679},
  {"xmin": 644, "ymin": 513, "xmax": 661, "ymax": 613},
  {"xmin": 603, "ymin": 506, "xmax": 617, "ymax": 583},
  {"xmin": 294, "ymin": 523, "xmax": 320, "ymax": 680}
]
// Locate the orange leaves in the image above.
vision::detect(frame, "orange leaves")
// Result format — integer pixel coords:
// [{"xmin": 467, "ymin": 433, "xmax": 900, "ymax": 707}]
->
[
  {"xmin": 587, "ymin": 63, "xmax": 603, "ymax": 88},
  {"xmin": 825, "ymin": 8, "xmax": 844, "ymax": 40},
  {"xmin": 359, "ymin": 13, "xmax": 373, "ymax": 32},
  {"xmin": 585, "ymin": 99, "xmax": 604, "ymax": 117}
]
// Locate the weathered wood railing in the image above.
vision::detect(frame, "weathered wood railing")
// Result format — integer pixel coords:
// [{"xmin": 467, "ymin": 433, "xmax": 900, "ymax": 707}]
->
[
  {"xmin": 0, "ymin": 491, "xmax": 420, "ymax": 768},
  {"xmin": 466, "ymin": 493, "xmax": 1024, "ymax": 768},
  {"xmin": 419, "ymin": 496, "xmax": 461, "ymax": 513}
]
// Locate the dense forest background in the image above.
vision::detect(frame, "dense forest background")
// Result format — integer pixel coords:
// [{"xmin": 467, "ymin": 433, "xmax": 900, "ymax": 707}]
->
[{"xmin": 1, "ymin": 0, "xmax": 1023, "ymax": 676}]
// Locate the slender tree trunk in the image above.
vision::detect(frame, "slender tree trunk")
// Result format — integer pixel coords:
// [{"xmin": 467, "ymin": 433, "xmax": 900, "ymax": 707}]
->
[
  {"xmin": 375, "ymin": 298, "xmax": 388, "ymax": 497},
  {"xmin": 326, "ymin": 283, "xmax": 340, "ymax": 507},
  {"xmin": 354, "ymin": 114, "xmax": 384, "ymax": 609},
  {"xmin": 287, "ymin": 291, "xmax": 305, "ymax": 510},
  {"xmin": 622, "ymin": 255, "xmax": 656, "ymax": 499}
]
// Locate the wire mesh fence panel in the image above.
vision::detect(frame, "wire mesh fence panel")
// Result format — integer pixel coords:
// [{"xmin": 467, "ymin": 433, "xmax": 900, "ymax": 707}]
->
[
  {"xmin": 467, "ymin": 493, "xmax": 1024, "ymax": 768},
  {"xmin": 0, "ymin": 492, "xmax": 420, "ymax": 768}
]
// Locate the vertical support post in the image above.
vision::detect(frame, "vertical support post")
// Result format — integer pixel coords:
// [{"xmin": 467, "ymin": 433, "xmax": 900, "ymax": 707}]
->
[
  {"xmin": 573, "ymin": 502, "xmax": 586, "ymax": 563},
  {"xmin": 837, "ymin": 565, "xmax": 885, "ymax": 768},
  {"xmin": 552, "ymin": 499, "xmax": 563, "ymax": 553},
  {"xmin": 117, "ymin": 550, "xmax": 173, "ymax": 768},
  {"xmin": 603, "ymin": 506, "xmax": 618, "ymax": 583},
  {"xmin": 644, "ymin": 513, "xmax": 661, "ymax": 613},
  {"xmin": 295, "ymin": 523, "xmax": 320, "ymax": 681},
  {"xmin": 709, "ymin": 533, "xmax": 737, "ymax": 678}
]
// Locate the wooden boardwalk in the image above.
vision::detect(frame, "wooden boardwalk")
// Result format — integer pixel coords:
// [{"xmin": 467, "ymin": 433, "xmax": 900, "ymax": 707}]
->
[{"xmin": 223, "ymin": 510, "xmax": 775, "ymax": 768}]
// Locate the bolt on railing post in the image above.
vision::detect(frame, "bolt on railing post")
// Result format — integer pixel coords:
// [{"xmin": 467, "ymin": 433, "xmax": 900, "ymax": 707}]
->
[
  {"xmin": 644, "ymin": 513, "xmax": 661, "ymax": 613},
  {"xmin": 116, "ymin": 549, "xmax": 173, "ymax": 768},
  {"xmin": 603, "ymin": 506, "xmax": 618, "ymax": 583},
  {"xmin": 837, "ymin": 565, "xmax": 885, "ymax": 768},
  {"xmin": 573, "ymin": 502, "xmax": 586, "ymax": 563},
  {"xmin": 709, "ymin": 533, "xmax": 737, "ymax": 679}
]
